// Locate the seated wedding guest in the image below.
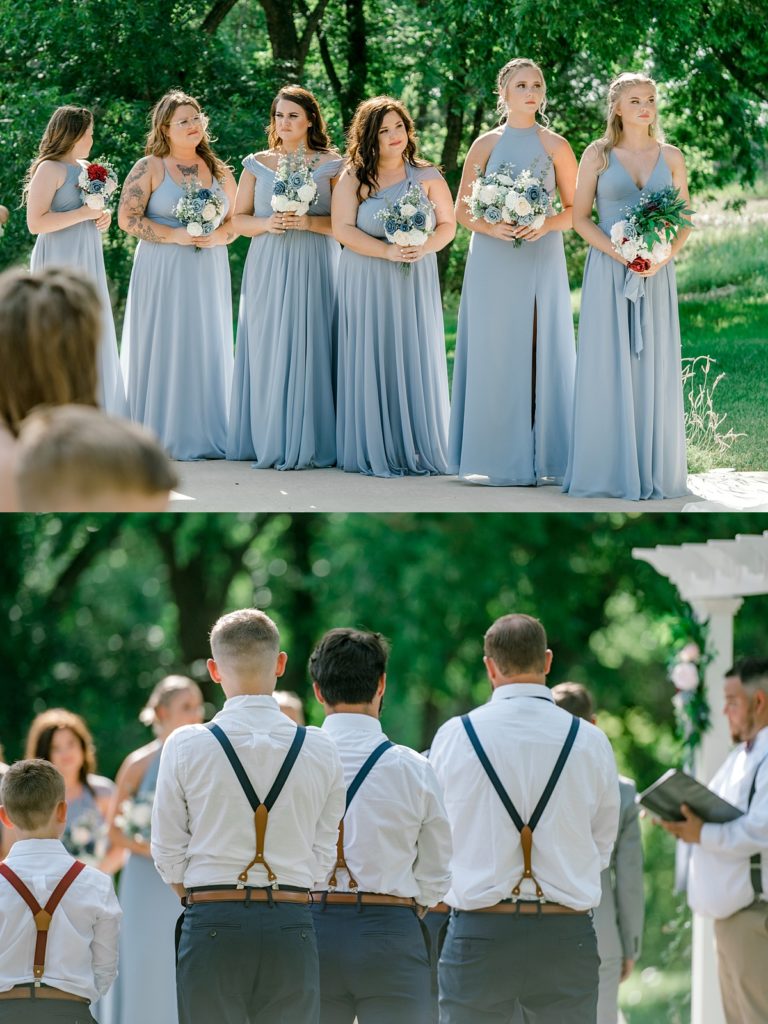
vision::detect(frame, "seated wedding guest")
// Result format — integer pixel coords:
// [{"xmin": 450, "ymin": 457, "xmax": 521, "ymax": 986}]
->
[
  {"xmin": 151, "ymin": 608, "xmax": 346, "ymax": 1024},
  {"xmin": 16, "ymin": 405, "xmax": 178, "ymax": 512},
  {"xmin": 310, "ymin": 628, "xmax": 452, "ymax": 1023},
  {"xmin": 25, "ymin": 709, "xmax": 119, "ymax": 873},
  {"xmin": 0, "ymin": 265, "xmax": 101, "ymax": 512},
  {"xmin": 0, "ymin": 759, "xmax": 122, "ymax": 1024},
  {"xmin": 430, "ymin": 614, "xmax": 620, "ymax": 1024},
  {"xmin": 552, "ymin": 682, "xmax": 644, "ymax": 1024},
  {"xmin": 658, "ymin": 658, "xmax": 768, "ymax": 1024},
  {"xmin": 103, "ymin": 677, "xmax": 204, "ymax": 1024},
  {"xmin": 274, "ymin": 689, "xmax": 306, "ymax": 725}
]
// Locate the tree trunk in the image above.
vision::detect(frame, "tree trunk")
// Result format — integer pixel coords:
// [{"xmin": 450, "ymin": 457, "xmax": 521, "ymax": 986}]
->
[{"xmin": 436, "ymin": 71, "xmax": 467, "ymax": 288}]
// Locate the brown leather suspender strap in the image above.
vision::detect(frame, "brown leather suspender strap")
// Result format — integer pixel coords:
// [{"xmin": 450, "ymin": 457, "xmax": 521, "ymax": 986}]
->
[
  {"xmin": 206, "ymin": 722, "xmax": 306, "ymax": 888},
  {"xmin": 328, "ymin": 739, "xmax": 394, "ymax": 891},
  {"xmin": 0, "ymin": 861, "xmax": 86, "ymax": 983}
]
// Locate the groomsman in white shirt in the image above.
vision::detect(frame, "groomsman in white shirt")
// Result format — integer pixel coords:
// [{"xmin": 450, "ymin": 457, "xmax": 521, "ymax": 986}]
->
[
  {"xmin": 151, "ymin": 608, "xmax": 346, "ymax": 1024},
  {"xmin": 309, "ymin": 627, "xmax": 452, "ymax": 1023},
  {"xmin": 0, "ymin": 759, "xmax": 121, "ymax": 1023},
  {"xmin": 430, "ymin": 613, "xmax": 620, "ymax": 1024},
  {"xmin": 659, "ymin": 657, "xmax": 768, "ymax": 1024}
]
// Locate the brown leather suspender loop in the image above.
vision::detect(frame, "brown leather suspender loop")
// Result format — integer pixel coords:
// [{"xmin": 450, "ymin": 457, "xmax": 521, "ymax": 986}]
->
[
  {"xmin": 237, "ymin": 803, "xmax": 277, "ymax": 885},
  {"xmin": 0, "ymin": 861, "xmax": 86, "ymax": 983},
  {"xmin": 328, "ymin": 819, "xmax": 359, "ymax": 891},
  {"xmin": 511, "ymin": 824, "xmax": 544, "ymax": 899}
]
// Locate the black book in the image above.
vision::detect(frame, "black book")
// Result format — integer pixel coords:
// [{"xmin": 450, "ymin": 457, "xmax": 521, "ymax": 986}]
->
[{"xmin": 636, "ymin": 769, "xmax": 743, "ymax": 823}]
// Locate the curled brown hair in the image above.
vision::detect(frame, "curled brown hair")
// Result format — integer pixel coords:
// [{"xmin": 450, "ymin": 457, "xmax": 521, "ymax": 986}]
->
[
  {"xmin": 23, "ymin": 106, "xmax": 93, "ymax": 204},
  {"xmin": 346, "ymin": 96, "xmax": 429, "ymax": 200},
  {"xmin": 25, "ymin": 709, "xmax": 98, "ymax": 791},
  {"xmin": 267, "ymin": 85, "xmax": 332, "ymax": 152},
  {"xmin": 0, "ymin": 267, "xmax": 100, "ymax": 436},
  {"xmin": 145, "ymin": 91, "xmax": 229, "ymax": 181}
]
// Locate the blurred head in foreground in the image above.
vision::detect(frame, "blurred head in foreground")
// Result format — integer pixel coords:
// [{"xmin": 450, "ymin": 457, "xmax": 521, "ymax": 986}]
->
[{"xmin": 16, "ymin": 405, "xmax": 177, "ymax": 511}]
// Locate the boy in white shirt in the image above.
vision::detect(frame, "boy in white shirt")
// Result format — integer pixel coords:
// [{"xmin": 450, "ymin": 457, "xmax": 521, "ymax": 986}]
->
[{"xmin": 0, "ymin": 759, "xmax": 121, "ymax": 1023}]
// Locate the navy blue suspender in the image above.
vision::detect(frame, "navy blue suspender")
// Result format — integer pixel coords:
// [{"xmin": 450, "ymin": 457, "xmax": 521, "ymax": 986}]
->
[
  {"xmin": 206, "ymin": 721, "xmax": 306, "ymax": 887},
  {"xmin": 747, "ymin": 754, "xmax": 768, "ymax": 897},
  {"xmin": 461, "ymin": 713, "xmax": 580, "ymax": 898},
  {"xmin": 329, "ymin": 739, "xmax": 394, "ymax": 890}
]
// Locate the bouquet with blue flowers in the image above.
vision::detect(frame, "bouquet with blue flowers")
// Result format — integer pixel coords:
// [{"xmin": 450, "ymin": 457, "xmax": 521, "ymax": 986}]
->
[
  {"xmin": 375, "ymin": 183, "xmax": 435, "ymax": 274},
  {"xmin": 271, "ymin": 146, "xmax": 319, "ymax": 217},
  {"xmin": 114, "ymin": 791, "xmax": 154, "ymax": 845},
  {"xmin": 77, "ymin": 158, "xmax": 119, "ymax": 211},
  {"xmin": 173, "ymin": 180, "xmax": 225, "ymax": 251},
  {"xmin": 465, "ymin": 160, "xmax": 552, "ymax": 247}
]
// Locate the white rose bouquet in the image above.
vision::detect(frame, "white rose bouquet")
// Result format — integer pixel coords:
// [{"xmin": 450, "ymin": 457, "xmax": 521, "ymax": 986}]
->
[
  {"xmin": 271, "ymin": 146, "xmax": 319, "ymax": 219},
  {"xmin": 375, "ymin": 183, "xmax": 435, "ymax": 274},
  {"xmin": 61, "ymin": 808, "xmax": 108, "ymax": 866},
  {"xmin": 114, "ymin": 792, "xmax": 154, "ymax": 845},
  {"xmin": 173, "ymin": 180, "xmax": 225, "ymax": 252},
  {"xmin": 464, "ymin": 160, "xmax": 552, "ymax": 247},
  {"xmin": 77, "ymin": 158, "xmax": 119, "ymax": 211}
]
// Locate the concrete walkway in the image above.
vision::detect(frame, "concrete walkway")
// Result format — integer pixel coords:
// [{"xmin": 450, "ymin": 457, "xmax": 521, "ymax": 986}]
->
[{"xmin": 168, "ymin": 461, "xmax": 710, "ymax": 512}]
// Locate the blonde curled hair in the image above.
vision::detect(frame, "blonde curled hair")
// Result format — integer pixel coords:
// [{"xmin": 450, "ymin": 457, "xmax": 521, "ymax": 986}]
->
[
  {"xmin": 496, "ymin": 58, "xmax": 549, "ymax": 127},
  {"xmin": 139, "ymin": 675, "xmax": 201, "ymax": 734},
  {"xmin": 145, "ymin": 91, "xmax": 230, "ymax": 182},
  {"xmin": 594, "ymin": 72, "xmax": 664, "ymax": 175}
]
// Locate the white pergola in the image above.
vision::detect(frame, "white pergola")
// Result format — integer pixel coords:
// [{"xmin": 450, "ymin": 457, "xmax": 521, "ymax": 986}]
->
[{"xmin": 633, "ymin": 531, "xmax": 768, "ymax": 1024}]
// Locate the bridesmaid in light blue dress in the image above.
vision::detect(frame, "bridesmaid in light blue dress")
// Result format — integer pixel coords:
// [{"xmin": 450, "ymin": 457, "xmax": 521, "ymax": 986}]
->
[
  {"xmin": 228, "ymin": 86, "xmax": 341, "ymax": 468},
  {"xmin": 449, "ymin": 59, "xmax": 578, "ymax": 486},
  {"xmin": 332, "ymin": 97, "xmax": 455, "ymax": 477},
  {"xmin": 26, "ymin": 106, "xmax": 127, "ymax": 416},
  {"xmin": 119, "ymin": 92, "xmax": 236, "ymax": 461},
  {"xmin": 564, "ymin": 73, "xmax": 691, "ymax": 500},
  {"xmin": 102, "ymin": 677, "xmax": 204, "ymax": 1024}
]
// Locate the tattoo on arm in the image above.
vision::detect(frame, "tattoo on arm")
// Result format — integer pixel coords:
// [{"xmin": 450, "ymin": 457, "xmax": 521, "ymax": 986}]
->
[{"xmin": 120, "ymin": 179, "xmax": 163, "ymax": 243}]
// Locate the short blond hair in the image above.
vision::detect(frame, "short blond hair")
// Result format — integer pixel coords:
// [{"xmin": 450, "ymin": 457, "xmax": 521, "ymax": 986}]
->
[
  {"xmin": 16, "ymin": 405, "xmax": 177, "ymax": 511},
  {"xmin": 1, "ymin": 759, "xmax": 65, "ymax": 830},
  {"xmin": 210, "ymin": 609, "xmax": 280, "ymax": 667}
]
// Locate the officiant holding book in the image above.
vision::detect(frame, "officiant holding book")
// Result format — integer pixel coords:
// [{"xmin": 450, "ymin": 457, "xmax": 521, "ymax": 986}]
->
[{"xmin": 658, "ymin": 658, "xmax": 768, "ymax": 1024}]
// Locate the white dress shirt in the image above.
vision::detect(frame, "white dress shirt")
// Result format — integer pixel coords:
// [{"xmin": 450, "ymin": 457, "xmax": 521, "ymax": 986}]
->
[
  {"xmin": 0, "ymin": 838, "xmax": 121, "ymax": 1002},
  {"xmin": 151, "ymin": 694, "xmax": 346, "ymax": 889},
  {"xmin": 430, "ymin": 684, "xmax": 620, "ymax": 911},
  {"xmin": 688, "ymin": 725, "xmax": 768, "ymax": 919},
  {"xmin": 318, "ymin": 713, "xmax": 452, "ymax": 907}
]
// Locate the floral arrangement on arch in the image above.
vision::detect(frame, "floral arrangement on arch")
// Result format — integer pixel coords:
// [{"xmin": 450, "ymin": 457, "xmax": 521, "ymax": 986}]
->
[{"xmin": 667, "ymin": 605, "xmax": 714, "ymax": 766}]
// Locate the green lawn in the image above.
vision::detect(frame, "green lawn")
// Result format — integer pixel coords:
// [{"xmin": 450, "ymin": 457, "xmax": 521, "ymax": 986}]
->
[
  {"xmin": 443, "ymin": 195, "xmax": 768, "ymax": 472},
  {"xmin": 620, "ymin": 968, "xmax": 691, "ymax": 1024}
]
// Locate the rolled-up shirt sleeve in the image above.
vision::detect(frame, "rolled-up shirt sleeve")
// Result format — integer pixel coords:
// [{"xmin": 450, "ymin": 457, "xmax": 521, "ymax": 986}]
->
[
  {"xmin": 413, "ymin": 763, "xmax": 453, "ymax": 907},
  {"xmin": 151, "ymin": 733, "xmax": 192, "ymax": 885},
  {"xmin": 700, "ymin": 768, "xmax": 768, "ymax": 858},
  {"xmin": 91, "ymin": 883, "xmax": 122, "ymax": 996},
  {"xmin": 312, "ymin": 745, "xmax": 346, "ymax": 883}
]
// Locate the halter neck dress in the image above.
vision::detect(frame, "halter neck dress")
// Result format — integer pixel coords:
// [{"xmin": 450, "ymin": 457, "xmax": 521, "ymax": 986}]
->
[
  {"xmin": 30, "ymin": 161, "xmax": 128, "ymax": 416},
  {"xmin": 120, "ymin": 165, "xmax": 233, "ymax": 461},
  {"xmin": 563, "ymin": 147, "xmax": 688, "ymax": 499},
  {"xmin": 447, "ymin": 125, "xmax": 575, "ymax": 485},
  {"xmin": 226, "ymin": 154, "xmax": 342, "ymax": 468}
]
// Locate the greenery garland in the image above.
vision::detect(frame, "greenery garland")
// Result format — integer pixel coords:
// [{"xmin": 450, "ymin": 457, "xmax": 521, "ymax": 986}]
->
[{"xmin": 667, "ymin": 603, "xmax": 714, "ymax": 768}]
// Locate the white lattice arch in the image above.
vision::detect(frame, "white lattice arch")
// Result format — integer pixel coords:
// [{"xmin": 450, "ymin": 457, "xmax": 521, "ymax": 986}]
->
[{"xmin": 633, "ymin": 531, "xmax": 768, "ymax": 1024}]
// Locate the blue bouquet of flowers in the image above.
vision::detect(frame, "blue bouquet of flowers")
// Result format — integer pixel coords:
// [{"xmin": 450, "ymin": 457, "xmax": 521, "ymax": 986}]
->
[
  {"xmin": 173, "ymin": 179, "xmax": 224, "ymax": 251},
  {"xmin": 375, "ymin": 183, "xmax": 435, "ymax": 274}
]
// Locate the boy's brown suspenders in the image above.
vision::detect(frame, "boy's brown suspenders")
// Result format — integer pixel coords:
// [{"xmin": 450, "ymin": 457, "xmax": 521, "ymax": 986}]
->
[{"xmin": 0, "ymin": 860, "xmax": 86, "ymax": 983}]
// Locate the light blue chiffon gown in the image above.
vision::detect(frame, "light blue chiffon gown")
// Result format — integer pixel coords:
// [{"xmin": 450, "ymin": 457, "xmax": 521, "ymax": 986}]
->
[
  {"xmin": 336, "ymin": 163, "xmax": 450, "ymax": 477},
  {"xmin": 227, "ymin": 155, "xmax": 342, "ymax": 468},
  {"xmin": 30, "ymin": 162, "xmax": 127, "ymax": 416},
  {"xmin": 563, "ymin": 148, "xmax": 688, "ymax": 499},
  {"xmin": 100, "ymin": 752, "xmax": 180, "ymax": 1024},
  {"xmin": 448, "ymin": 125, "xmax": 575, "ymax": 485},
  {"xmin": 120, "ymin": 169, "xmax": 233, "ymax": 460}
]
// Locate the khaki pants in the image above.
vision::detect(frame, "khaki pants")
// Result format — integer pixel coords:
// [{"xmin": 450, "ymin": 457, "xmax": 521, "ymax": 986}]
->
[{"xmin": 714, "ymin": 900, "xmax": 768, "ymax": 1024}]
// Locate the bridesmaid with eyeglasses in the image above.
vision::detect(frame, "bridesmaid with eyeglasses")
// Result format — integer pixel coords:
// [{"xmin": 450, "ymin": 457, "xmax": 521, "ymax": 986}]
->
[{"xmin": 118, "ymin": 91, "xmax": 237, "ymax": 461}]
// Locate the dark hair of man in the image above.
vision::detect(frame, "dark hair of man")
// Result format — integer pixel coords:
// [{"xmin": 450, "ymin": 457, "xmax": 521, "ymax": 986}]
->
[
  {"xmin": 1, "ymin": 758, "xmax": 65, "ymax": 830},
  {"xmin": 484, "ymin": 613, "xmax": 547, "ymax": 675},
  {"xmin": 725, "ymin": 658, "xmax": 748, "ymax": 679},
  {"xmin": 309, "ymin": 628, "xmax": 389, "ymax": 705},
  {"xmin": 551, "ymin": 682, "xmax": 594, "ymax": 721},
  {"xmin": 739, "ymin": 657, "xmax": 768, "ymax": 693}
]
